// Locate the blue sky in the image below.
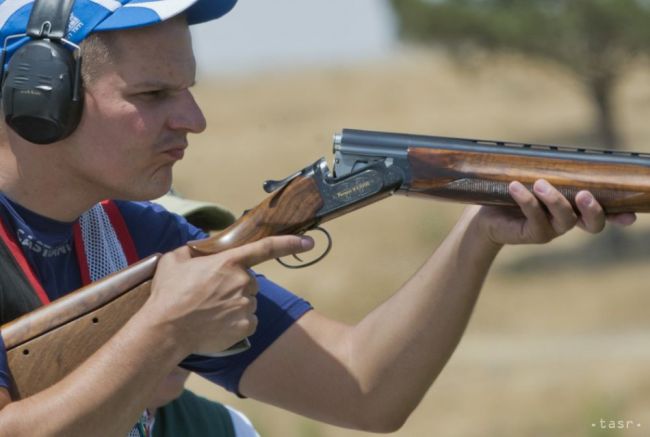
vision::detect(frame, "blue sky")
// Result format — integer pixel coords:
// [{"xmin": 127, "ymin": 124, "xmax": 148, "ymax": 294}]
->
[{"xmin": 190, "ymin": 0, "xmax": 397, "ymax": 75}]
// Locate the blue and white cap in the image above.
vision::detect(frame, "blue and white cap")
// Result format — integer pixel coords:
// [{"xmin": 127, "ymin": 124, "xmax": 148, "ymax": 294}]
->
[{"xmin": 0, "ymin": 0, "xmax": 237, "ymax": 60}]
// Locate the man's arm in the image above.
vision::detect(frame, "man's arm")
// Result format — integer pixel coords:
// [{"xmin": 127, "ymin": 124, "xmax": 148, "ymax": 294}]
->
[
  {"xmin": 0, "ymin": 308, "xmax": 190, "ymax": 436},
  {"xmin": 0, "ymin": 236, "xmax": 310, "ymax": 436},
  {"xmin": 239, "ymin": 181, "xmax": 635, "ymax": 432}
]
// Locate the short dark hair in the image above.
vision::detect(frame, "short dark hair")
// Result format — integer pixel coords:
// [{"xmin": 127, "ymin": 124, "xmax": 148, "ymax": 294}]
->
[{"xmin": 80, "ymin": 32, "xmax": 120, "ymax": 85}]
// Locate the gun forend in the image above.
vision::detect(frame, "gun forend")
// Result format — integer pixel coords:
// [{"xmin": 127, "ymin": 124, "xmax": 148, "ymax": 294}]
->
[{"xmin": 333, "ymin": 128, "xmax": 650, "ymax": 213}]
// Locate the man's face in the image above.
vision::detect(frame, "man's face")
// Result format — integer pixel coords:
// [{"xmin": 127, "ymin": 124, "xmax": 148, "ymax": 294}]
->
[{"xmin": 63, "ymin": 17, "xmax": 206, "ymax": 201}]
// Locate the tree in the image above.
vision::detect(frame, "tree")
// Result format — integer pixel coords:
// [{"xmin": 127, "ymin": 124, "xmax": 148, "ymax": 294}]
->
[{"xmin": 389, "ymin": 0, "xmax": 650, "ymax": 149}]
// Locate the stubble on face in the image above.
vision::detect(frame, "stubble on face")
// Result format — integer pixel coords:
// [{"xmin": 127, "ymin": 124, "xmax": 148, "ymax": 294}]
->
[{"xmin": 63, "ymin": 15, "xmax": 205, "ymax": 203}]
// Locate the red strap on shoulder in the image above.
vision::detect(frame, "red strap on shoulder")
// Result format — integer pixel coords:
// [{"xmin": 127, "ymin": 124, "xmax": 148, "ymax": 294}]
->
[
  {"xmin": 100, "ymin": 200, "xmax": 139, "ymax": 265},
  {"xmin": 0, "ymin": 217, "xmax": 51, "ymax": 305},
  {"xmin": 72, "ymin": 222, "xmax": 91, "ymax": 287}
]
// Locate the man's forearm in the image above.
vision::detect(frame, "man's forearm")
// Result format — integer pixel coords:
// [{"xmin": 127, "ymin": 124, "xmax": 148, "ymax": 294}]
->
[
  {"xmin": 0, "ymin": 309, "xmax": 187, "ymax": 437},
  {"xmin": 240, "ymin": 207, "xmax": 503, "ymax": 431},
  {"xmin": 344, "ymin": 206, "xmax": 502, "ymax": 426},
  {"xmin": 241, "ymin": 182, "xmax": 615, "ymax": 432}
]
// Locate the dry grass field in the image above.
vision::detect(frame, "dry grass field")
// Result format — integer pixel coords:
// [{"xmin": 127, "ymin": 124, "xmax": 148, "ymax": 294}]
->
[{"xmin": 173, "ymin": 50, "xmax": 650, "ymax": 436}]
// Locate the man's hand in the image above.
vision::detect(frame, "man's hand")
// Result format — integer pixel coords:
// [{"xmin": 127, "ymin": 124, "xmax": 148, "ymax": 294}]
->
[
  {"xmin": 472, "ymin": 179, "xmax": 636, "ymax": 246},
  {"xmin": 144, "ymin": 235, "xmax": 314, "ymax": 356}
]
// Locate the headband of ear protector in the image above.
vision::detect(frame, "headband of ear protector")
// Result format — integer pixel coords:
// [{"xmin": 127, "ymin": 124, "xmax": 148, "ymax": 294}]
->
[{"xmin": 1, "ymin": 0, "xmax": 82, "ymax": 144}]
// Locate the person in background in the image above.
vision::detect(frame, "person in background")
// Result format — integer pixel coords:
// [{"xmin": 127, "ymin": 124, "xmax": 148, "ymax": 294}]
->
[{"xmin": 154, "ymin": 189, "xmax": 235, "ymax": 234}]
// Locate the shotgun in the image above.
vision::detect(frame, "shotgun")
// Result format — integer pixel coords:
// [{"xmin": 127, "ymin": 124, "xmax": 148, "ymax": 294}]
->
[{"xmin": 4, "ymin": 128, "xmax": 650, "ymax": 399}]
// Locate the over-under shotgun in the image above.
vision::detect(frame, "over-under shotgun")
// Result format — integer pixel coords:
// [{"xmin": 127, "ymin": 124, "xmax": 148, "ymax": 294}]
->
[{"xmin": 4, "ymin": 128, "xmax": 650, "ymax": 399}]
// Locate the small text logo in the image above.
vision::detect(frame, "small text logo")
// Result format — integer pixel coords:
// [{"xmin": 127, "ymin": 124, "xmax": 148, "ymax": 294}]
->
[
  {"xmin": 67, "ymin": 13, "xmax": 84, "ymax": 36},
  {"xmin": 592, "ymin": 419, "xmax": 642, "ymax": 430}
]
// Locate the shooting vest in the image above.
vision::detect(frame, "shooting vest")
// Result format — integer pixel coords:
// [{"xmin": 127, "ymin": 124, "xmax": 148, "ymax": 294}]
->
[
  {"xmin": 0, "ymin": 200, "xmax": 139, "ymax": 324},
  {"xmin": 0, "ymin": 200, "xmax": 235, "ymax": 437}
]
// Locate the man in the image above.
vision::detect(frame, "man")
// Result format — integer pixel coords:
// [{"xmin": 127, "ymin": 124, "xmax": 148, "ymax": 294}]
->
[{"xmin": 0, "ymin": 1, "xmax": 635, "ymax": 436}]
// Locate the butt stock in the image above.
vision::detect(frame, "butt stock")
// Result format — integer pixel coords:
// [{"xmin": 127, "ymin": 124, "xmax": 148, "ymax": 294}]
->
[{"xmin": 2, "ymin": 255, "xmax": 160, "ymax": 399}]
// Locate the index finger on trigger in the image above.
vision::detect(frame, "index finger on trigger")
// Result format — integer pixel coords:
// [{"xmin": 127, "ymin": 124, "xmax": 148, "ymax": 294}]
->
[{"xmin": 231, "ymin": 235, "xmax": 315, "ymax": 268}]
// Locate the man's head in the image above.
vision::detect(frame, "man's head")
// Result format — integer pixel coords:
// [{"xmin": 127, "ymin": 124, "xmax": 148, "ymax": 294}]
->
[
  {"xmin": 1, "ymin": 0, "xmax": 237, "ymax": 143},
  {"xmin": 0, "ymin": 0, "xmax": 237, "ymax": 217},
  {"xmin": 65, "ymin": 15, "xmax": 205, "ymax": 201}
]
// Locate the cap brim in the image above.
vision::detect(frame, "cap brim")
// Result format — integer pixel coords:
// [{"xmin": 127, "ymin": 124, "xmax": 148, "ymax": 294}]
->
[
  {"xmin": 1, "ymin": 0, "xmax": 237, "ymax": 69},
  {"xmin": 153, "ymin": 193, "xmax": 235, "ymax": 231},
  {"xmin": 95, "ymin": 0, "xmax": 238, "ymax": 32}
]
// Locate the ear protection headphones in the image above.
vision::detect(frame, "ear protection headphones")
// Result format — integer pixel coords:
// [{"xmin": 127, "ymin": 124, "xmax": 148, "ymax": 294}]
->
[{"xmin": 0, "ymin": 0, "xmax": 83, "ymax": 144}]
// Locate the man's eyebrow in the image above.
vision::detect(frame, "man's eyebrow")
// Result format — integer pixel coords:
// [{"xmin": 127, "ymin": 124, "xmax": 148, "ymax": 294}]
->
[{"xmin": 130, "ymin": 80, "xmax": 197, "ymax": 90}]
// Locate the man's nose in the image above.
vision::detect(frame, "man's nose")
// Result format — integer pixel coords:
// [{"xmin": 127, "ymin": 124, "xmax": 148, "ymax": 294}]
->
[{"xmin": 167, "ymin": 89, "xmax": 207, "ymax": 134}]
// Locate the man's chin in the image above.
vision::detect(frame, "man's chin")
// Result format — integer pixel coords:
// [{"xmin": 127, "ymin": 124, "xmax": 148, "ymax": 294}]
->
[
  {"xmin": 116, "ymin": 177, "xmax": 172, "ymax": 202},
  {"xmin": 110, "ymin": 185, "xmax": 171, "ymax": 202}
]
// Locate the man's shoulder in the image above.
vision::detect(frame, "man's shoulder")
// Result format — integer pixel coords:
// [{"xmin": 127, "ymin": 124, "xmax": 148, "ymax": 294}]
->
[
  {"xmin": 112, "ymin": 199, "xmax": 173, "ymax": 219},
  {"xmin": 111, "ymin": 200, "xmax": 206, "ymax": 256}
]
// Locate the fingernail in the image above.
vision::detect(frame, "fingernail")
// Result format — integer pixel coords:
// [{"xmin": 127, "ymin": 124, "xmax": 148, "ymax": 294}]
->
[
  {"xmin": 300, "ymin": 236, "xmax": 314, "ymax": 250},
  {"xmin": 534, "ymin": 180, "xmax": 550, "ymax": 194},
  {"xmin": 510, "ymin": 182, "xmax": 523, "ymax": 193},
  {"xmin": 580, "ymin": 193, "xmax": 594, "ymax": 207}
]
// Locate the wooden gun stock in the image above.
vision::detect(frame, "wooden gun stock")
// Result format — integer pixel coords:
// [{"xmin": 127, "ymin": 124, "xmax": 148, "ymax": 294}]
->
[
  {"xmin": 1, "ymin": 175, "xmax": 325, "ymax": 399},
  {"xmin": 2, "ymin": 256, "xmax": 160, "ymax": 399},
  {"xmin": 407, "ymin": 147, "xmax": 650, "ymax": 213}
]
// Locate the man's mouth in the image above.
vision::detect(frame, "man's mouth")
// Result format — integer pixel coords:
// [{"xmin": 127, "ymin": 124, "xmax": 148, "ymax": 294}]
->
[{"xmin": 163, "ymin": 146, "xmax": 186, "ymax": 160}]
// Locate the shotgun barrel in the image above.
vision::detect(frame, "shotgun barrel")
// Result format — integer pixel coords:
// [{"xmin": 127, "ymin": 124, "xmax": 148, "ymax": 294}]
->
[{"xmin": 333, "ymin": 129, "xmax": 650, "ymax": 213}]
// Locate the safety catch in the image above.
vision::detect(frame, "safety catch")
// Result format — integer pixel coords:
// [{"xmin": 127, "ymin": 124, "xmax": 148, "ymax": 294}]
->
[{"xmin": 263, "ymin": 169, "xmax": 303, "ymax": 193}]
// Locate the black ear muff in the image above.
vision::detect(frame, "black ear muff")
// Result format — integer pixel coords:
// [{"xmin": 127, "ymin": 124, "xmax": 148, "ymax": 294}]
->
[
  {"xmin": 0, "ymin": 0, "xmax": 81, "ymax": 144},
  {"xmin": 2, "ymin": 38, "xmax": 82, "ymax": 144}
]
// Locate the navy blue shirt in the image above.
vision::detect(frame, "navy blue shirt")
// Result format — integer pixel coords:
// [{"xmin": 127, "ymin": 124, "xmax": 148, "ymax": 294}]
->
[{"xmin": 0, "ymin": 194, "xmax": 312, "ymax": 394}]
